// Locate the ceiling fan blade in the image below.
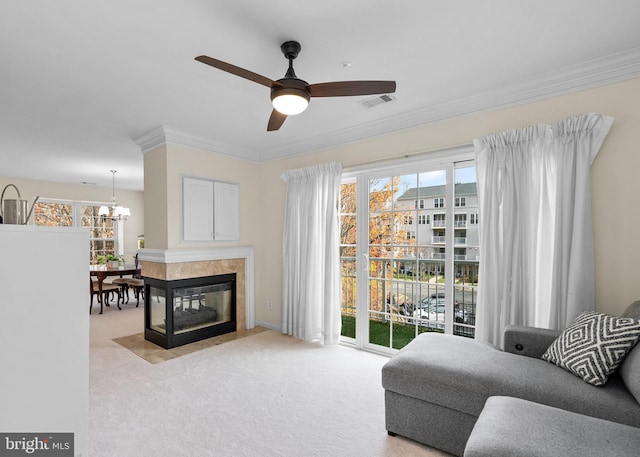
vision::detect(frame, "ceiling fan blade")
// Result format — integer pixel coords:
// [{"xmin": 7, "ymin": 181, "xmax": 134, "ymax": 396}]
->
[
  {"xmin": 195, "ymin": 55, "xmax": 282, "ymax": 89},
  {"xmin": 308, "ymin": 80, "xmax": 396, "ymax": 97},
  {"xmin": 267, "ymin": 109, "xmax": 287, "ymax": 131}
]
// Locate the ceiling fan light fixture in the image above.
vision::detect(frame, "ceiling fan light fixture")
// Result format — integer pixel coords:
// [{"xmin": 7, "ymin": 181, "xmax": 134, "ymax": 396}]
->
[
  {"xmin": 271, "ymin": 88, "xmax": 310, "ymax": 115},
  {"xmin": 196, "ymin": 40, "xmax": 396, "ymax": 131}
]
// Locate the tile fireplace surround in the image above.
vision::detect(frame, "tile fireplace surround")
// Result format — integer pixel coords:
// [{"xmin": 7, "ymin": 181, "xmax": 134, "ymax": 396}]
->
[{"xmin": 138, "ymin": 247, "xmax": 255, "ymax": 331}]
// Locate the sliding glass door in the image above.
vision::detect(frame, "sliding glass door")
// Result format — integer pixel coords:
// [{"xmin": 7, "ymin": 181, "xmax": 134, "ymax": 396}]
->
[{"xmin": 340, "ymin": 153, "xmax": 478, "ymax": 353}]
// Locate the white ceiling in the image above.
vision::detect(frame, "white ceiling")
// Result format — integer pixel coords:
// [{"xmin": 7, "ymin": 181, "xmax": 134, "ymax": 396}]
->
[{"xmin": 1, "ymin": 1, "xmax": 639, "ymax": 191}]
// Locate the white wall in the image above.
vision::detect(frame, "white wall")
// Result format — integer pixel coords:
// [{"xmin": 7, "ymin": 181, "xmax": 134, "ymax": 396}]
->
[
  {"xmin": 254, "ymin": 77, "xmax": 640, "ymax": 324},
  {"xmin": 0, "ymin": 176, "xmax": 144, "ymax": 261},
  {"xmin": 0, "ymin": 225, "xmax": 89, "ymax": 457}
]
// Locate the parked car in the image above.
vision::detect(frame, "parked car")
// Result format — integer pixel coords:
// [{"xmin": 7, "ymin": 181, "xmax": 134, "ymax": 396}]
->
[
  {"xmin": 412, "ymin": 301, "xmax": 446, "ymax": 329},
  {"xmin": 412, "ymin": 295, "xmax": 469, "ymax": 327}
]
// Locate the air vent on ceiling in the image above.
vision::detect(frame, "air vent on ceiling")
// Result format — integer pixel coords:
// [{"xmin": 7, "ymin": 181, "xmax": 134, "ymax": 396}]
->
[{"xmin": 360, "ymin": 94, "xmax": 397, "ymax": 108}]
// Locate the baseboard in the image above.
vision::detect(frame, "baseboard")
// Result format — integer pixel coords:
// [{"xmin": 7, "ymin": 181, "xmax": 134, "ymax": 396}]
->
[{"xmin": 254, "ymin": 320, "xmax": 281, "ymax": 332}]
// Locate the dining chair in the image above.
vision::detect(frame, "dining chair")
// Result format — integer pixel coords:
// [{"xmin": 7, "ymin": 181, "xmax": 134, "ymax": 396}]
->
[
  {"xmin": 109, "ymin": 277, "xmax": 130, "ymax": 305},
  {"xmin": 124, "ymin": 253, "xmax": 144, "ymax": 306},
  {"xmin": 125, "ymin": 278, "xmax": 144, "ymax": 306},
  {"xmin": 90, "ymin": 279, "xmax": 121, "ymax": 314}
]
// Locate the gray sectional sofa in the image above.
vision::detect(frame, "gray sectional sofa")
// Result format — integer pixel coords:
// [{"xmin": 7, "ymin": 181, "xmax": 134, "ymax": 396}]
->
[
  {"xmin": 381, "ymin": 302, "xmax": 640, "ymax": 456},
  {"xmin": 464, "ymin": 396, "xmax": 640, "ymax": 457}
]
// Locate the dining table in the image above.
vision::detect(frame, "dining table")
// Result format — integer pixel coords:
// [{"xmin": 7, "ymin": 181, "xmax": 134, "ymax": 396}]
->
[{"xmin": 90, "ymin": 264, "xmax": 141, "ymax": 313}]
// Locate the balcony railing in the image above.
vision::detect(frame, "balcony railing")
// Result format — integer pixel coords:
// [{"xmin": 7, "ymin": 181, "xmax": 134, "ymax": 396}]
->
[
  {"xmin": 431, "ymin": 236, "xmax": 467, "ymax": 245},
  {"xmin": 431, "ymin": 220, "xmax": 468, "ymax": 229},
  {"xmin": 340, "ymin": 253, "xmax": 478, "ymax": 342},
  {"xmin": 430, "ymin": 254, "xmax": 471, "ymax": 261}
]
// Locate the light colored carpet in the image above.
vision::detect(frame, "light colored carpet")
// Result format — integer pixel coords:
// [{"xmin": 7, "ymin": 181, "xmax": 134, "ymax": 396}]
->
[{"xmin": 90, "ymin": 306, "xmax": 451, "ymax": 457}]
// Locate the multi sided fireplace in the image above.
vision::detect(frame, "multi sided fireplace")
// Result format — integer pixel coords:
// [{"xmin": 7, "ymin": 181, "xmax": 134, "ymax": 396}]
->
[{"xmin": 144, "ymin": 273, "xmax": 236, "ymax": 349}]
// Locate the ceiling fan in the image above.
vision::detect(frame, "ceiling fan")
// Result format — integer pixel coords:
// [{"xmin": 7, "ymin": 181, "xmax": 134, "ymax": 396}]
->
[{"xmin": 195, "ymin": 41, "xmax": 396, "ymax": 131}]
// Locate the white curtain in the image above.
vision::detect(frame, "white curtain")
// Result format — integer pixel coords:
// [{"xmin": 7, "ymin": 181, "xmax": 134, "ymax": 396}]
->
[
  {"xmin": 474, "ymin": 113, "xmax": 613, "ymax": 347},
  {"xmin": 281, "ymin": 162, "xmax": 342, "ymax": 344}
]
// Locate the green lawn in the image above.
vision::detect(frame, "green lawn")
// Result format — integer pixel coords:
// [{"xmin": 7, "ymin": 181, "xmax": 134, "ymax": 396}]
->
[{"xmin": 341, "ymin": 315, "xmax": 441, "ymax": 349}]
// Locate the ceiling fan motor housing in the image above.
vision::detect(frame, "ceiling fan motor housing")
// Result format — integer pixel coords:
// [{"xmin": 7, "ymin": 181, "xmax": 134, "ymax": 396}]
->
[{"xmin": 271, "ymin": 78, "xmax": 310, "ymax": 104}]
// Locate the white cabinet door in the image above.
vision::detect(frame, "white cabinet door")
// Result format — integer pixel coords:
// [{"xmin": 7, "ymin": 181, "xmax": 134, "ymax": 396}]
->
[
  {"xmin": 214, "ymin": 181, "xmax": 240, "ymax": 240},
  {"xmin": 183, "ymin": 177, "xmax": 239, "ymax": 241},
  {"xmin": 183, "ymin": 177, "xmax": 214, "ymax": 241}
]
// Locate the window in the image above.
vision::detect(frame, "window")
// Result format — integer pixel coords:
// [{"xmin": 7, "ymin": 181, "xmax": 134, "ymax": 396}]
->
[
  {"xmin": 470, "ymin": 213, "xmax": 479, "ymax": 225},
  {"xmin": 34, "ymin": 202, "xmax": 73, "ymax": 227},
  {"xmin": 418, "ymin": 214, "xmax": 428, "ymax": 225},
  {"xmin": 434, "ymin": 197, "xmax": 444, "ymax": 208},
  {"xmin": 455, "ymin": 197, "xmax": 466, "ymax": 207},
  {"xmin": 415, "ymin": 199, "xmax": 425, "ymax": 209},
  {"xmin": 404, "ymin": 215, "xmax": 414, "ymax": 225},
  {"xmin": 82, "ymin": 205, "xmax": 116, "ymax": 264},
  {"xmin": 406, "ymin": 230, "xmax": 416, "ymax": 240},
  {"xmin": 454, "ymin": 214, "xmax": 467, "ymax": 228},
  {"xmin": 34, "ymin": 200, "xmax": 117, "ymax": 263}
]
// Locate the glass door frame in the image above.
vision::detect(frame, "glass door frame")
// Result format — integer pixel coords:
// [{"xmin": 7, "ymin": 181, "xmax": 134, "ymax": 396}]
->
[{"xmin": 341, "ymin": 146, "xmax": 475, "ymax": 354}]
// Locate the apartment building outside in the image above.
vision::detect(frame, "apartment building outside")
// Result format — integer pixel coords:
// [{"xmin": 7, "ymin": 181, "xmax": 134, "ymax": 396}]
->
[{"xmin": 395, "ymin": 182, "xmax": 479, "ymax": 281}]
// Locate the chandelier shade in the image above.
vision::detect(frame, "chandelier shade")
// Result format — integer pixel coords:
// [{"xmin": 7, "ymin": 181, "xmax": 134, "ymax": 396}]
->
[{"xmin": 101, "ymin": 170, "xmax": 130, "ymax": 221}]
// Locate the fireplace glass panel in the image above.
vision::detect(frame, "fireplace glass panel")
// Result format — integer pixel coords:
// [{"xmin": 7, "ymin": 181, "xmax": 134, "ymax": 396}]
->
[
  {"xmin": 173, "ymin": 283, "xmax": 233, "ymax": 334},
  {"xmin": 149, "ymin": 286, "xmax": 167, "ymax": 335}
]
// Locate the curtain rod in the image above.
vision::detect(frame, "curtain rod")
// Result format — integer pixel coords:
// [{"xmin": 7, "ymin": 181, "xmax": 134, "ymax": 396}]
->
[{"xmin": 342, "ymin": 142, "xmax": 474, "ymax": 170}]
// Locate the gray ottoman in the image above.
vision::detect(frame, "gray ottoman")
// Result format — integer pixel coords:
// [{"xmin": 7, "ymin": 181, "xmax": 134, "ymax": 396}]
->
[{"xmin": 464, "ymin": 396, "xmax": 640, "ymax": 457}]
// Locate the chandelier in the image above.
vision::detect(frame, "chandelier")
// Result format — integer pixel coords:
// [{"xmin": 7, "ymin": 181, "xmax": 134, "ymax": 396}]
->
[{"xmin": 99, "ymin": 170, "xmax": 130, "ymax": 221}]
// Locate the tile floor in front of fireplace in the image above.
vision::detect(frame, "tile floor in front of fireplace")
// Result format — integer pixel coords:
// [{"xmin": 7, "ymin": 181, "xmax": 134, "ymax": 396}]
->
[{"xmin": 113, "ymin": 325, "xmax": 269, "ymax": 364}]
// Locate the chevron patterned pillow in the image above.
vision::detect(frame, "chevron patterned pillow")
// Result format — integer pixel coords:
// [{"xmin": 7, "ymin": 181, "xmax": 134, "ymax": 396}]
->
[{"xmin": 542, "ymin": 311, "xmax": 640, "ymax": 386}]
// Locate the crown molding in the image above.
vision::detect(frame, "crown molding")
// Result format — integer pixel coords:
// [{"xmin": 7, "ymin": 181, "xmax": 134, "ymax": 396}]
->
[
  {"xmin": 134, "ymin": 125, "xmax": 257, "ymax": 162},
  {"xmin": 133, "ymin": 47, "xmax": 640, "ymax": 164},
  {"xmin": 258, "ymin": 46, "xmax": 640, "ymax": 161},
  {"xmin": 133, "ymin": 125, "xmax": 166, "ymax": 153}
]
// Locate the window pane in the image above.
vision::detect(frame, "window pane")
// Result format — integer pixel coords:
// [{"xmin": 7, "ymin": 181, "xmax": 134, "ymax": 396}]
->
[
  {"xmin": 34, "ymin": 202, "xmax": 73, "ymax": 226},
  {"xmin": 453, "ymin": 166, "xmax": 478, "ymax": 338},
  {"xmin": 339, "ymin": 182, "xmax": 357, "ymax": 339},
  {"xmin": 82, "ymin": 205, "xmax": 116, "ymax": 264}
]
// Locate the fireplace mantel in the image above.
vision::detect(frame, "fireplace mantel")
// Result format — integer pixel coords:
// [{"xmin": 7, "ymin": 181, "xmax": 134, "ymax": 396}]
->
[{"xmin": 138, "ymin": 247, "xmax": 255, "ymax": 329}]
